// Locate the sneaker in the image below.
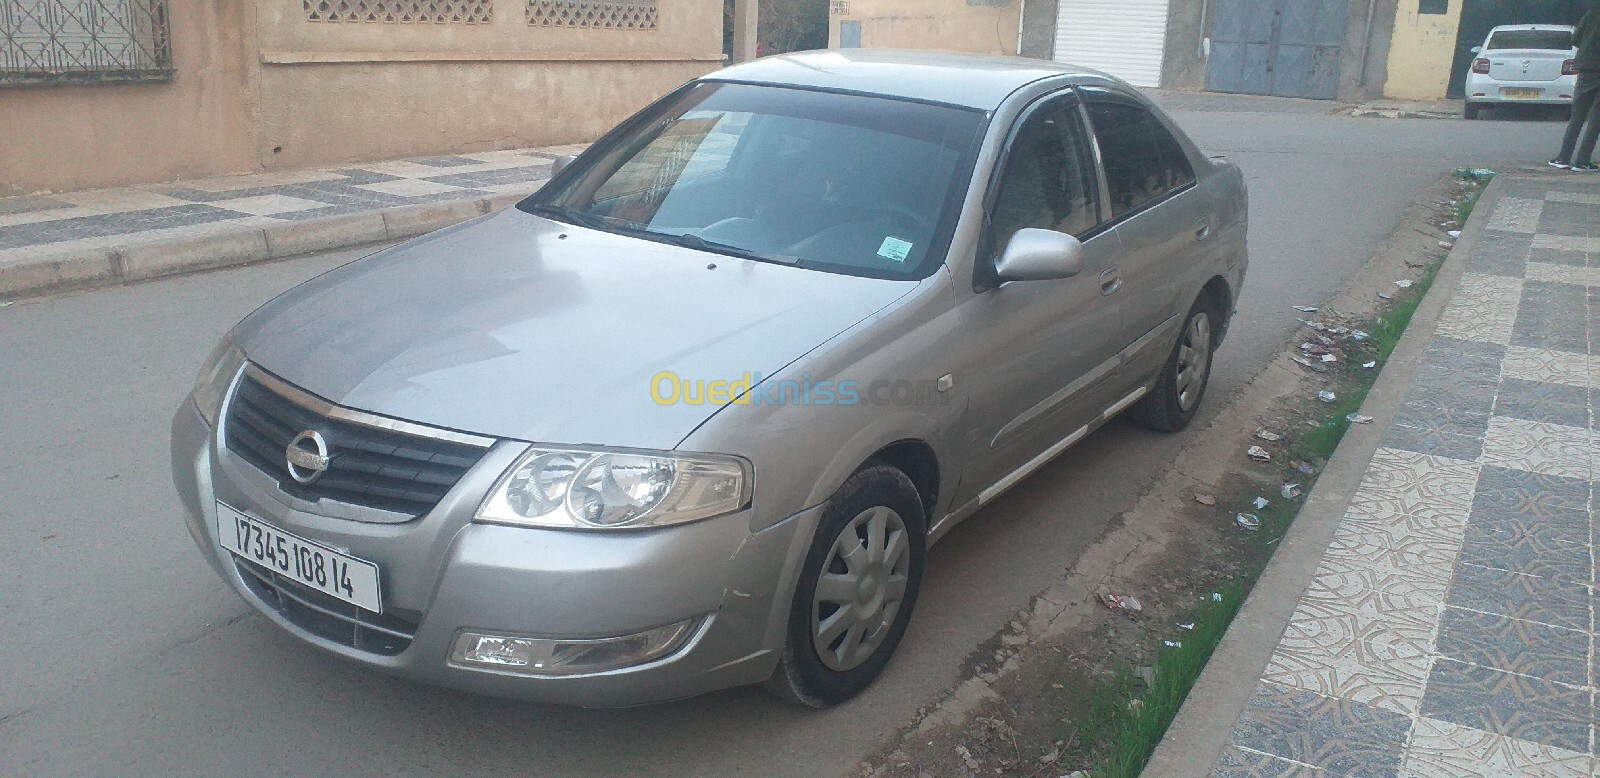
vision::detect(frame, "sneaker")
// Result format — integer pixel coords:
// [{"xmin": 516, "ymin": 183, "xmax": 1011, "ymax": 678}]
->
[
  {"xmin": 1574, "ymin": 163, "xmax": 1600, "ymax": 172},
  {"xmin": 1550, "ymin": 158, "xmax": 1573, "ymax": 169}
]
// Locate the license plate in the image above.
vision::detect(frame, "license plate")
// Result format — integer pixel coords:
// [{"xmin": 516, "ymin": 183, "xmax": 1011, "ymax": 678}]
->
[
  {"xmin": 1501, "ymin": 88, "xmax": 1542, "ymax": 99},
  {"xmin": 216, "ymin": 501, "xmax": 382, "ymax": 613}
]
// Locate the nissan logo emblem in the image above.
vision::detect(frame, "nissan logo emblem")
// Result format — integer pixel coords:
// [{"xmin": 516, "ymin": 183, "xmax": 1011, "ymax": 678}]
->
[{"xmin": 285, "ymin": 429, "xmax": 331, "ymax": 484}]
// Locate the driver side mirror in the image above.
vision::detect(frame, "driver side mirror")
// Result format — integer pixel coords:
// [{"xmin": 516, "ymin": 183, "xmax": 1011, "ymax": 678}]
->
[
  {"xmin": 994, "ymin": 228, "xmax": 1086, "ymax": 282},
  {"xmin": 550, "ymin": 154, "xmax": 577, "ymax": 177},
  {"xmin": 1470, "ymin": 46, "xmax": 1482, "ymax": 54}
]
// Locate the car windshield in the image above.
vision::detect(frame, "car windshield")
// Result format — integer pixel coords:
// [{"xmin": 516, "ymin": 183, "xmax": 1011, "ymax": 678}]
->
[
  {"xmin": 524, "ymin": 82, "xmax": 986, "ymax": 279},
  {"xmin": 1487, "ymin": 30, "xmax": 1573, "ymax": 50}
]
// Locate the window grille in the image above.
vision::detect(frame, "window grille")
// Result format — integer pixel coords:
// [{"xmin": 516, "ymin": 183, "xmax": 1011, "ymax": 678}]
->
[
  {"xmin": 527, "ymin": 0, "xmax": 657, "ymax": 30},
  {"xmin": 1, "ymin": 0, "xmax": 172, "ymax": 87},
  {"xmin": 304, "ymin": 0, "xmax": 493, "ymax": 24}
]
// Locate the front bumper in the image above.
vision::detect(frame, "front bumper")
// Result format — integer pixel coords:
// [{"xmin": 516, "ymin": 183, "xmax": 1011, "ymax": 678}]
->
[{"xmin": 171, "ymin": 400, "xmax": 820, "ymax": 706}]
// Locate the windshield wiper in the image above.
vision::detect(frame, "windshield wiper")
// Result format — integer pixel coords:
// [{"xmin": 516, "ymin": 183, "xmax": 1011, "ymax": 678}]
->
[
  {"xmin": 664, "ymin": 232, "xmax": 800, "ymax": 266},
  {"xmin": 526, "ymin": 203, "xmax": 612, "ymax": 231}
]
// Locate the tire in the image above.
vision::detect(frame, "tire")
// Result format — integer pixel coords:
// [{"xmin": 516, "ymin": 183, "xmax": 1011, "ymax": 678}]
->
[
  {"xmin": 1128, "ymin": 296, "xmax": 1218, "ymax": 433},
  {"xmin": 1463, "ymin": 102, "xmax": 1481, "ymax": 120},
  {"xmin": 764, "ymin": 462, "xmax": 926, "ymax": 707}
]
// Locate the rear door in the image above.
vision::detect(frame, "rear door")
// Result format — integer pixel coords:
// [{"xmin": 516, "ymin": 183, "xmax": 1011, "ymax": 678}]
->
[{"xmin": 1080, "ymin": 90, "xmax": 1209, "ymax": 382}]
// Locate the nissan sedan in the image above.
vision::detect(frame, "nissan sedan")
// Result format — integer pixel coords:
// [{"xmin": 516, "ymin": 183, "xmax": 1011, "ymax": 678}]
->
[{"xmin": 171, "ymin": 50, "xmax": 1248, "ymax": 707}]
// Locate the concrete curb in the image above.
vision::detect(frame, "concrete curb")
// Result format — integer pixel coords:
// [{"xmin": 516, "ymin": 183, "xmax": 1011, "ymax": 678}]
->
[
  {"xmin": 1140, "ymin": 174, "xmax": 1509, "ymax": 777},
  {"xmin": 0, "ymin": 192, "xmax": 527, "ymax": 301}
]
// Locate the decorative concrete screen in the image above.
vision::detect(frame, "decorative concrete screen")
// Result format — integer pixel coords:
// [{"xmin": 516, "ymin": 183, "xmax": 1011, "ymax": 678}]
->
[
  {"xmin": 527, "ymin": 0, "xmax": 657, "ymax": 29},
  {"xmin": 1, "ymin": 0, "xmax": 172, "ymax": 86},
  {"xmin": 303, "ymin": 0, "xmax": 494, "ymax": 23}
]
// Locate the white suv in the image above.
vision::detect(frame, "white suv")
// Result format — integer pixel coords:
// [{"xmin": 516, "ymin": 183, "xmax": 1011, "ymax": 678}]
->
[{"xmin": 1464, "ymin": 24, "xmax": 1577, "ymax": 119}]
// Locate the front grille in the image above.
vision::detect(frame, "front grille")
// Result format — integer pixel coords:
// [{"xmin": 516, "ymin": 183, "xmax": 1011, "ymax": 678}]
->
[
  {"xmin": 236, "ymin": 559, "xmax": 419, "ymax": 656},
  {"xmin": 224, "ymin": 370, "xmax": 489, "ymax": 517}
]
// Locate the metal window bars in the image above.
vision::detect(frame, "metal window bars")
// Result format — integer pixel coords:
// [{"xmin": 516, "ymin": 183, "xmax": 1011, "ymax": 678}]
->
[
  {"xmin": 1, "ymin": 0, "xmax": 172, "ymax": 87},
  {"xmin": 303, "ymin": 0, "xmax": 493, "ymax": 24}
]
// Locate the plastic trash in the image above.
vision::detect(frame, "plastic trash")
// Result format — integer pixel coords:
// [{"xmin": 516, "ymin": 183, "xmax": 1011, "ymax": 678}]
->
[
  {"xmin": 1235, "ymin": 513, "xmax": 1261, "ymax": 532},
  {"xmin": 1163, "ymin": 640, "xmax": 1183, "ymax": 648},
  {"xmin": 1255, "ymin": 429, "xmax": 1285, "ymax": 442},
  {"xmin": 1448, "ymin": 230, "xmax": 1461, "ymax": 238},
  {"xmin": 1378, "ymin": 292, "xmax": 1393, "ymax": 300},
  {"xmin": 1347, "ymin": 413, "xmax": 1374, "ymax": 424},
  {"xmin": 1247, "ymin": 446, "xmax": 1272, "ymax": 462},
  {"xmin": 1363, "ymin": 360, "xmax": 1377, "ymax": 369},
  {"xmin": 1280, "ymin": 483, "xmax": 1302, "ymax": 499},
  {"xmin": 1253, "ymin": 496, "xmax": 1270, "ymax": 510},
  {"xmin": 1395, "ymin": 279, "xmax": 1414, "ymax": 288},
  {"xmin": 1293, "ymin": 356, "xmax": 1330, "ymax": 372},
  {"xmin": 1321, "ymin": 353, "xmax": 1338, "ymax": 363},
  {"xmin": 1099, "ymin": 592, "xmax": 1143, "ymax": 614},
  {"xmin": 1350, "ymin": 330, "xmax": 1369, "ymax": 341},
  {"xmin": 1211, "ymin": 592, "xmax": 1223, "ymax": 602},
  {"xmin": 1178, "ymin": 622, "xmax": 1195, "ymax": 631},
  {"xmin": 1292, "ymin": 305, "xmax": 1318, "ymax": 313},
  {"xmin": 1318, "ymin": 390, "xmax": 1337, "ymax": 403},
  {"xmin": 1295, "ymin": 461, "xmax": 1316, "ymax": 476}
]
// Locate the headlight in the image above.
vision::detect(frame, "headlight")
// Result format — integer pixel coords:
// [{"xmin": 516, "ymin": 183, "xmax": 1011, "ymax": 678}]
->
[
  {"xmin": 192, "ymin": 334, "xmax": 244, "ymax": 426},
  {"xmin": 476, "ymin": 446, "xmax": 750, "ymax": 530}
]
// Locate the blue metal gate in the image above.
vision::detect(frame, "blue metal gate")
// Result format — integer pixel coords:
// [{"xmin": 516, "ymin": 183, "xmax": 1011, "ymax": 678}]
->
[{"xmin": 1206, "ymin": 0, "xmax": 1349, "ymax": 100}]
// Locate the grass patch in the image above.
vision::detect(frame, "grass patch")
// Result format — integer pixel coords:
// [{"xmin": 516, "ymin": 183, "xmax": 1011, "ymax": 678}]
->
[{"xmin": 1078, "ymin": 583, "xmax": 1248, "ymax": 778}]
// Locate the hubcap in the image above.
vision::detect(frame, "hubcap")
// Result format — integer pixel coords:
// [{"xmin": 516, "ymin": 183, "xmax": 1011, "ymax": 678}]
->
[
  {"xmin": 1175, "ymin": 312, "xmax": 1212, "ymax": 412},
  {"xmin": 810, "ymin": 505, "xmax": 911, "ymax": 671}
]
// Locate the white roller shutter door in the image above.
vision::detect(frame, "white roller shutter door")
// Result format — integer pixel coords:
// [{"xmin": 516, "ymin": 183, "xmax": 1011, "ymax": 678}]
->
[{"xmin": 1052, "ymin": 0, "xmax": 1170, "ymax": 88}]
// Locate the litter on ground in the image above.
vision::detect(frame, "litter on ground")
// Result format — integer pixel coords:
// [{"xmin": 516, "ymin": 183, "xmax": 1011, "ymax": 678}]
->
[
  {"xmin": 1247, "ymin": 446, "xmax": 1272, "ymax": 462},
  {"xmin": 1281, "ymin": 483, "xmax": 1303, "ymax": 499},
  {"xmin": 1347, "ymin": 413, "xmax": 1374, "ymax": 424},
  {"xmin": 1194, "ymin": 493, "xmax": 1218, "ymax": 506},
  {"xmin": 1363, "ymin": 360, "xmax": 1377, "ymax": 369},
  {"xmin": 1318, "ymin": 390, "xmax": 1338, "ymax": 403},
  {"xmin": 1099, "ymin": 592, "xmax": 1143, "ymax": 615},
  {"xmin": 1253, "ymin": 496, "xmax": 1270, "ymax": 510},
  {"xmin": 1255, "ymin": 429, "xmax": 1284, "ymax": 442},
  {"xmin": 1235, "ymin": 513, "xmax": 1261, "ymax": 532},
  {"xmin": 1292, "ymin": 305, "xmax": 1318, "ymax": 313}
]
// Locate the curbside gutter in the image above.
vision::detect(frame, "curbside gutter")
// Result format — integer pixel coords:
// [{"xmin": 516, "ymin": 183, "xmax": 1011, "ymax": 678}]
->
[
  {"xmin": 1139, "ymin": 174, "xmax": 1508, "ymax": 777},
  {"xmin": 0, "ymin": 192, "xmax": 527, "ymax": 301}
]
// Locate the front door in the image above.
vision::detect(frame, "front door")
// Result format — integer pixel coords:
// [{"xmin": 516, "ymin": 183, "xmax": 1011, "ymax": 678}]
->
[{"xmin": 950, "ymin": 90, "xmax": 1126, "ymax": 509}]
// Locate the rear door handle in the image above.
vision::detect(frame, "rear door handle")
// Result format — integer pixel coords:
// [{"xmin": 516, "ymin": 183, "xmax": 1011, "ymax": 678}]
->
[
  {"xmin": 1100, "ymin": 267, "xmax": 1121, "ymax": 296},
  {"xmin": 1195, "ymin": 218, "xmax": 1212, "ymax": 241}
]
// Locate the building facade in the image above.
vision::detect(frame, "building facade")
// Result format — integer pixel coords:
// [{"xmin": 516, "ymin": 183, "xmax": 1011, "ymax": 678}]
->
[
  {"xmin": 2, "ymin": 0, "xmax": 723, "ymax": 196},
  {"xmin": 825, "ymin": 0, "xmax": 1587, "ymax": 103}
]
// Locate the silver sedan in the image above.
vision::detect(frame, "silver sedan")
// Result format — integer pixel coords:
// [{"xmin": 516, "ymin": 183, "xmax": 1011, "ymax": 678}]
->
[{"xmin": 171, "ymin": 50, "xmax": 1248, "ymax": 707}]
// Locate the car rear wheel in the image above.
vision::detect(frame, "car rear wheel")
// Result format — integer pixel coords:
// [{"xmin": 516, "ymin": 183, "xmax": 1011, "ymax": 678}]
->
[
  {"xmin": 1129, "ymin": 296, "xmax": 1217, "ymax": 433},
  {"xmin": 1464, "ymin": 102, "xmax": 1482, "ymax": 120},
  {"xmin": 764, "ymin": 462, "xmax": 925, "ymax": 707}
]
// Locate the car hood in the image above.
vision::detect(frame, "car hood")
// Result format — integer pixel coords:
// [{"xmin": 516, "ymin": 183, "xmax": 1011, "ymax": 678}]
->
[{"xmin": 236, "ymin": 208, "xmax": 917, "ymax": 449}]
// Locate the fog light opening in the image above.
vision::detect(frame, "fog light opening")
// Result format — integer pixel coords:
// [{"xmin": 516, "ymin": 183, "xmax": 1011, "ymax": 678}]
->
[{"xmin": 450, "ymin": 618, "xmax": 701, "ymax": 676}]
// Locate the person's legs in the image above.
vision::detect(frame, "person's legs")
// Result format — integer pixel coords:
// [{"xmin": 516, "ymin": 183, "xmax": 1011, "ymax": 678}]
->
[{"xmin": 1557, "ymin": 71, "xmax": 1600, "ymax": 163}]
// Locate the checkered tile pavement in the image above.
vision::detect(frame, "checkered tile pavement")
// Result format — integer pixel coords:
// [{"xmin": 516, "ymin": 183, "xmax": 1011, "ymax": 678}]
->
[
  {"xmin": 0, "ymin": 146, "xmax": 581, "ymax": 255},
  {"xmin": 1215, "ymin": 175, "xmax": 1600, "ymax": 776}
]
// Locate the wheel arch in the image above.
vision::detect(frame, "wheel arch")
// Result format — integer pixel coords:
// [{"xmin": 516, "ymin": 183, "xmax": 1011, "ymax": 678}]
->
[
  {"xmin": 864, "ymin": 439, "xmax": 941, "ymax": 523},
  {"xmin": 1201, "ymin": 274, "xmax": 1235, "ymax": 346}
]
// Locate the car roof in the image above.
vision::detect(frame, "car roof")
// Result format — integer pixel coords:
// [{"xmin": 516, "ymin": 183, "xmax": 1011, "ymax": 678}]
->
[{"xmin": 706, "ymin": 49, "xmax": 1119, "ymax": 111}]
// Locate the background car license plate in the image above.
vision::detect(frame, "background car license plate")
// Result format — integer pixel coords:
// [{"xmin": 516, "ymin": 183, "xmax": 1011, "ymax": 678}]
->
[
  {"xmin": 216, "ymin": 501, "xmax": 382, "ymax": 612},
  {"xmin": 1501, "ymin": 88, "xmax": 1542, "ymax": 99}
]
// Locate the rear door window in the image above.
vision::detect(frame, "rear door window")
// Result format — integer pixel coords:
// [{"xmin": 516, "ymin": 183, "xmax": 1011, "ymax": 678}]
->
[{"xmin": 1084, "ymin": 100, "xmax": 1196, "ymax": 219}]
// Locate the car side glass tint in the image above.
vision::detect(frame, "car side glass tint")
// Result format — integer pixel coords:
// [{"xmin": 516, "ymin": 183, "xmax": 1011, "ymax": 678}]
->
[
  {"xmin": 1085, "ymin": 101, "xmax": 1193, "ymax": 218},
  {"xmin": 990, "ymin": 99, "xmax": 1099, "ymax": 251}
]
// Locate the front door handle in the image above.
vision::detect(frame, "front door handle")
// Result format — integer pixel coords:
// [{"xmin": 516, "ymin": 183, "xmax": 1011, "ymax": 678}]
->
[
  {"xmin": 1195, "ymin": 218, "xmax": 1212, "ymax": 241},
  {"xmin": 1100, "ymin": 267, "xmax": 1121, "ymax": 296}
]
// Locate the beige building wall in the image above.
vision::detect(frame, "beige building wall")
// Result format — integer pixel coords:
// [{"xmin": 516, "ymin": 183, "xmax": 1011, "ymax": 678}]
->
[
  {"xmin": 0, "ymin": 0, "xmax": 254, "ymax": 196},
  {"xmin": 1383, "ymin": 0, "xmax": 1463, "ymax": 99},
  {"xmin": 828, "ymin": 0, "xmax": 1021, "ymax": 56},
  {"xmin": 2, "ymin": 0, "xmax": 723, "ymax": 197}
]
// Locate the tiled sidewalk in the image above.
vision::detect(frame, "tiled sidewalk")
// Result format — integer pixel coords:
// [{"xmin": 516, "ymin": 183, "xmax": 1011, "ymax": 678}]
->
[
  {"xmin": 1213, "ymin": 175, "xmax": 1600, "ymax": 776},
  {"xmin": 0, "ymin": 145, "xmax": 576, "ymax": 257}
]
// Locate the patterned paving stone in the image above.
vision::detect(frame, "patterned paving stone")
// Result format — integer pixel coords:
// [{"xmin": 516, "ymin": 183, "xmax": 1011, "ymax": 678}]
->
[
  {"xmin": 1214, "ymin": 746, "xmax": 1322, "ymax": 777},
  {"xmin": 1432, "ymin": 608, "xmax": 1589, "ymax": 687},
  {"xmin": 1400, "ymin": 717, "xmax": 1595, "ymax": 777},
  {"xmin": 1418, "ymin": 659, "xmax": 1591, "ymax": 754},
  {"xmin": 1444, "ymin": 564, "xmax": 1592, "ymax": 633},
  {"xmin": 1478, "ymin": 416, "xmax": 1595, "ymax": 480},
  {"xmin": 1486, "ymin": 197, "xmax": 1546, "ymax": 233},
  {"xmin": 1493, "ymin": 379, "xmax": 1589, "ymax": 429},
  {"xmin": 1228, "ymin": 683, "xmax": 1411, "ymax": 776}
]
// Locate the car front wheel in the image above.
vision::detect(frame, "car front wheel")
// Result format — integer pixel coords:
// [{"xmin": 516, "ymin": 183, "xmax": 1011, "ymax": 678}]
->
[
  {"xmin": 765, "ymin": 462, "xmax": 926, "ymax": 707},
  {"xmin": 1129, "ymin": 296, "xmax": 1217, "ymax": 433}
]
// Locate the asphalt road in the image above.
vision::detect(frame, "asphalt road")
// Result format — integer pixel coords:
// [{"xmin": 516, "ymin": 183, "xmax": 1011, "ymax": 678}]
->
[{"xmin": 0, "ymin": 106, "xmax": 1560, "ymax": 776}]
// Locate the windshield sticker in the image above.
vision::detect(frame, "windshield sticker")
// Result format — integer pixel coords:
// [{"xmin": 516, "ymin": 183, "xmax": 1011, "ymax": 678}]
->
[{"xmin": 878, "ymin": 237, "xmax": 914, "ymax": 263}]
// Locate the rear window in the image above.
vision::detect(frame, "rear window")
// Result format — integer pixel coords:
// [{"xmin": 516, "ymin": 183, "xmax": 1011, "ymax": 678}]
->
[{"xmin": 1487, "ymin": 30, "xmax": 1574, "ymax": 51}]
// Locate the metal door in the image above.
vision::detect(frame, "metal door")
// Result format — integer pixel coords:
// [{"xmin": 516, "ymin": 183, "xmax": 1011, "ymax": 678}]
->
[
  {"xmin": 1206, "ymin": 0, "xmax": 1349, "ymax": 100},
  {"xmin": 839, "ymin": 20, "xmax": 862, "ymax": 48}
]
